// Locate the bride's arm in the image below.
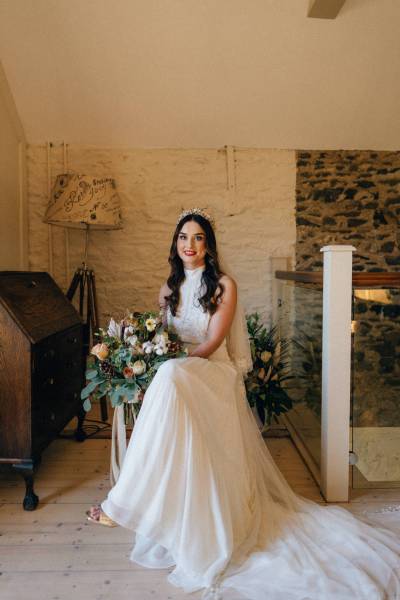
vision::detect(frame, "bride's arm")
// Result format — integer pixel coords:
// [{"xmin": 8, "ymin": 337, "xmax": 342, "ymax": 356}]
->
[{"xmin": 188, "ymin": 276, "xmax": 237, "ymax": 359}]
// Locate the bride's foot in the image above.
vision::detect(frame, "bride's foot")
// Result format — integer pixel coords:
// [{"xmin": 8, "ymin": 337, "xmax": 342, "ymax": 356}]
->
[{"xmin": 86, "ymin": 505, "xmax": 117, "ymax": 527}]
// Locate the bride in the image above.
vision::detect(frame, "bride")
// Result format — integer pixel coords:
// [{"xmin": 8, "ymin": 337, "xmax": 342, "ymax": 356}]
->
[{"xmin": 87, "ymin": 208, "xmax": 400, "ymax": 599}]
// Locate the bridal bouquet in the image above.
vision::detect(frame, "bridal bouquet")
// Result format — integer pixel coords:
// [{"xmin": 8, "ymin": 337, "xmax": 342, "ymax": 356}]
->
[{"xmin": 81, "ymin": 309, "xmax": 188, "ymax": 423}]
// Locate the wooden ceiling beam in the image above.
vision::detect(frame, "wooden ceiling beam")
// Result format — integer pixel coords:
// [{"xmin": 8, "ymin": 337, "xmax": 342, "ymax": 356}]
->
[{"xmin": 307, "ymin": 0, "xmax": 347, "ymax": 19}]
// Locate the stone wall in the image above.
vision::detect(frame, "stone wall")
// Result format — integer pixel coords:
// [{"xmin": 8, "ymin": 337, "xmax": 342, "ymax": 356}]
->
[
  {"xmin": 295, "ymin": 150, "xmax": 400, "ymax": 271},
  {"xmin": 295, "ymin": 150, "xmax": 400, "ymax": 428},
  {"xmin": 27, "ymin": 145, "xmax": 296, "ymax": 327}
]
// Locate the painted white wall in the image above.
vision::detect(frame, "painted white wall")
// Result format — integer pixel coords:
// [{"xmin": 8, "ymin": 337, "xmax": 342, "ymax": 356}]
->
[
  {"xmin": 27, "ymin": 144, "xmax": 296, "ymax": 325},
  {"xmin": 0, "ymin": 0, "xmax": 399, "ymax": 149},
  {"xmin": 0, "ymin": 63, "xmax": 27, "ymax": 270}
]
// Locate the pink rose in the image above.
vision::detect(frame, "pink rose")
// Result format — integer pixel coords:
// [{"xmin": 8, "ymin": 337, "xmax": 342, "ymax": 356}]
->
[
  {"xmin": 123, "ymin": 366, "xmax": 134, "ymax": 379},
  {"xmin": 91, "ymin": 343, "xmax": 109, "ymax": 361}
]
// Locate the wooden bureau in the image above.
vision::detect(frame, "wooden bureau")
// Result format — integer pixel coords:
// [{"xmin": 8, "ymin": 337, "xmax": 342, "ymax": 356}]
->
[{"xmin": 0, "ymin": 271, "xmax": 86, "ymax": 510}]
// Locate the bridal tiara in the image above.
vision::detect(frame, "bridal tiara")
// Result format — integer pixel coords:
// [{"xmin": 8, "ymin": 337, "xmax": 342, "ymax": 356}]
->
[{"xmin": 176, "ymin": 207, "xmax": 215, "ymax": 228}]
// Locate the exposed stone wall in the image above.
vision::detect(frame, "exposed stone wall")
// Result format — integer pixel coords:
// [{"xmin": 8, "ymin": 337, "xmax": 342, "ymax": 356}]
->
[
  {"xmin": 353, "ymin": 291, "xmax": 400, "ymax": 427},
  {"xmin": 295, "ymin": 150, "xmax": 400, "ymax": 271},
  {"xmin": 295, "ymin": 150, "xmax": 400, "ymax": 429},
  {"xmin": 27, "ymin": 145, "xmax": 296, "ymax": 327}
]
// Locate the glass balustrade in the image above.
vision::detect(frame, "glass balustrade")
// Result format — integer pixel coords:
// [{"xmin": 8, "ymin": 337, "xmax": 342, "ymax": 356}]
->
[
  {"xmin": 351, "ymin": 287, "xmax": 400, "ymax": 489},
  {"xmin": 276, "ymin": 279, "xmax": 323, "ymax": 479}
]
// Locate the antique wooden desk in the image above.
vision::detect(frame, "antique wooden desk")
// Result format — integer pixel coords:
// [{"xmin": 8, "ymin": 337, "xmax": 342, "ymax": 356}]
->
[{"xmin": 0, "ymin": 271, "xmax": 86, "ymax": 510}]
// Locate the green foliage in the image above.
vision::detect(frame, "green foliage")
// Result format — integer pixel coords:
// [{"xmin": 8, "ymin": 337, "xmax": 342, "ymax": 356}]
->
[
  {"xmin": 290, "ymin": 332, "xmax": 322, "ymax": 417},
  {"xmin": 245, "ymin": 313, "xmax": 295, "ymax": 426}
]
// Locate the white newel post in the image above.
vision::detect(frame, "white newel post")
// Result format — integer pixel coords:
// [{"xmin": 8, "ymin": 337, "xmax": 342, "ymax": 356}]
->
[{"xmin": 320, "ymin": 245, "xmax": 356, "ymax": 502}]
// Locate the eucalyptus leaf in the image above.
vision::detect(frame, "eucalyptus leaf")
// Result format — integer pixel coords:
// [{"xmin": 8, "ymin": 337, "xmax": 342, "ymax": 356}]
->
[
  {"xmin": 85, "ymin": 369, "xmax": 98, "ymax": 380},
  {"xmin": 83, "ymin": 398, "xmax": 92, "ymax": 412},
  {"xmin": 81, "ymin": 380, "xmax": 98, "ymax": 399}
]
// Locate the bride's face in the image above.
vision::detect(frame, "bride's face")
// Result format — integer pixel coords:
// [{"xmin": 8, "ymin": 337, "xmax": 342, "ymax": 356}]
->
[{"xmin": 177, "ymin": 220, "xmax": 207, "ymax": 269}]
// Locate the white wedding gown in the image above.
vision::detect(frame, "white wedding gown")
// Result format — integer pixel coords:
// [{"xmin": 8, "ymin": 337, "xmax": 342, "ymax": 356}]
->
[{"xmin": 102, "ymin": 265, "xmax": 400, "ymax": 600}]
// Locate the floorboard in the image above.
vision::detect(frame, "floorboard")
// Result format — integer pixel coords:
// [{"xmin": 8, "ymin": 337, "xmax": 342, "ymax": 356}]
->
[{"xmin": 1, "ymin": 431, "xmax": 399, "ymax": 600}]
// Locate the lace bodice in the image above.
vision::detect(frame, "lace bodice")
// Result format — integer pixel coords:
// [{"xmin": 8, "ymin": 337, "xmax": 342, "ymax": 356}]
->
[{"xmin": 166, "ymin": 265, "xmax": 231, "ymax": 363}]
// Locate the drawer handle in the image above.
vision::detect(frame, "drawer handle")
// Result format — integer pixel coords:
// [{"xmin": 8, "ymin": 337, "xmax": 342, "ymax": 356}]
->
[
  {"xmin": 67, "ymin": 337, "xmax": 78, "ymax": 344},
  {"xmin": 28, "ymin": 280, "xmax": 37, "ymax": 288}
]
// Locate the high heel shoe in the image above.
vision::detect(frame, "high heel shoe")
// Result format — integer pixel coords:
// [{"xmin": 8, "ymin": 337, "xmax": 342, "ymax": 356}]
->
[{"xmin": 86, "ymin": 506, "xmax": 117, "ymax": 527}]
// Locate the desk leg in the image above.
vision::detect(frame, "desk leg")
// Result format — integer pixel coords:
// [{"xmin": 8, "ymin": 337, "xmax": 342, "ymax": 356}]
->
[
  {"xmin": 75, "ymin": 403, "xmax": 87, "ymax": 442},
  {"xmin": 13, "ymin": 460, "xmax": 39, "ymax": 511}
]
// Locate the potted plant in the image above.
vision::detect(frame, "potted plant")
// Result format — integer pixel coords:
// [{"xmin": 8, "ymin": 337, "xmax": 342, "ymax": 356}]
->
[{"xmin": 245, "ymin": 313, "xmax": 294, "ymax": 428}]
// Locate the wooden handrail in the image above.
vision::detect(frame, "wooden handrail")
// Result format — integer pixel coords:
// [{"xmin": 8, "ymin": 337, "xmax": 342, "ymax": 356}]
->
[{"xmin": 275, "ymin": 270, "xmax": 400, "ymax": 287}]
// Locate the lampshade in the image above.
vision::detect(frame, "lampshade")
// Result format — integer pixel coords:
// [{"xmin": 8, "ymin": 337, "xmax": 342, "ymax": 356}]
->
[{"xmin": 44, "ymin": 173, "xmax": 122, "ymax": 229}]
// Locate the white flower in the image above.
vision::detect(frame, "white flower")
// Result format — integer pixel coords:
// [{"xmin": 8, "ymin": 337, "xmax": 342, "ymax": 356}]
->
[
  {"xmin": 155, "ymin": 348, "xmax": 164, "ymax": 356},
  {"xmin": 123, "ymin": 325, "xmax": 135, "ymax": 338},
  {"xmin": 132, "ymin": 360, "xmax": 146, "ymax": 375},
  {"xmin": 142, "ymin": 341, "xmax": 155, "ymax": 354},
  {"xmin": 107, "ymin": 318, "xmax": 122, "ymax": 338},
  {"xmin": 126, "ymin": 334, "xmax": 138, "ymax": 346},
  {"xmin": 145, "ymin": 318, "xmax": 157, "ymax": 332}
]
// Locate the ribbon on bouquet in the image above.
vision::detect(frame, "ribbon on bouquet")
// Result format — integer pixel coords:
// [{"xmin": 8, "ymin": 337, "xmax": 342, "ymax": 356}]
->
[{"xmin": 110, "ymin": 404, "xmax": 127, "ymax": 486}]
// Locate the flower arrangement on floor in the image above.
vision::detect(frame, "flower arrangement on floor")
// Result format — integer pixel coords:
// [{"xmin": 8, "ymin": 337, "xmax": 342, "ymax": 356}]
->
[
  {"xmin": 81, "ymin": 310, "xmax": 187, "ymax": 424},
  {"xmin": 245, "ymin": 313, "xmax": 294, "ymax": 427}
]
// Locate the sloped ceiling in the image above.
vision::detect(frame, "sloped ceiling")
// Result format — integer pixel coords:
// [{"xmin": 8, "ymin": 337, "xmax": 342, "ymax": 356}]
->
[{"xmin": 0, "ymin": 0, "xmax": 399, "ymax": 149}]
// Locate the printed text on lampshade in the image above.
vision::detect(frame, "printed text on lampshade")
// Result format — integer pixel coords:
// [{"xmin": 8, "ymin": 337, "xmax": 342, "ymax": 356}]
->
[{"xmin": 44, "ymin": 174, "xmax": 122, "ymax": 229}]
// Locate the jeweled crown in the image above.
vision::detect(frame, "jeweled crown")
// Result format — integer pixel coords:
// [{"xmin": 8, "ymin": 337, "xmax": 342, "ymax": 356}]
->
[{"xmin": 176, "ymin": 207, "xmax": 215, "ymax": 228}]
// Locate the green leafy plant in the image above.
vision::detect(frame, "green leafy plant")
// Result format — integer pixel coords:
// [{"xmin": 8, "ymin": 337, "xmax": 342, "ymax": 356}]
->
[
  {"xmin": 245, "ymin": 313, "xmax": 295, "ymax": 426},
  {"xmin": 290, "ymin": 331, "xmax": 322, "ymax": 417}
]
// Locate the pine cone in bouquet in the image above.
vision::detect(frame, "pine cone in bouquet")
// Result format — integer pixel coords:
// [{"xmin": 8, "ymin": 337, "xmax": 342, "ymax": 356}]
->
[
  {"xmin": 167, "ymin": 340, "xmax": 182, "ymax": 354},
  {"xmin": 99, "ymin": 360, "xmax": 115, "ymax": 378}
]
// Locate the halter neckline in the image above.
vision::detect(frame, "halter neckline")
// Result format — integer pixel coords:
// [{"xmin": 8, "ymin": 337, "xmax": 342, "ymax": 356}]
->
[{"xmin": 183, "ymin": 264, "xmax": 206, "ymax": 277}]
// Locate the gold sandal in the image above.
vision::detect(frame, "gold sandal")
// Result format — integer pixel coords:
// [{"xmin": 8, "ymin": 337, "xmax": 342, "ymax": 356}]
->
[{"xmin": 86, "ymin": 507, "xmax": 117, "ymax": 527}]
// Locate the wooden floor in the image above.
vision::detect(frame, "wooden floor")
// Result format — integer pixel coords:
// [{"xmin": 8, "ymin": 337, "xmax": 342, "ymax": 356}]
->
[{"xmin": 1, "ymin": 433, "xmax": 399, "ymax": 600}]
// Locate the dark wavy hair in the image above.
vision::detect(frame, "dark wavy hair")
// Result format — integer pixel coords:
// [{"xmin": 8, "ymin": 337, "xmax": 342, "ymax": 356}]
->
[{"xmin": 165, "ymin": 214, "xmax": 225, "ymax": 316}]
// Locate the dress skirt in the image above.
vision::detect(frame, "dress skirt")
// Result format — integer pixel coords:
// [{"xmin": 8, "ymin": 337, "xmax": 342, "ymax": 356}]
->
[{"xmin": 102, "ymin": 354, "xmax": 400, "ymax": 599}]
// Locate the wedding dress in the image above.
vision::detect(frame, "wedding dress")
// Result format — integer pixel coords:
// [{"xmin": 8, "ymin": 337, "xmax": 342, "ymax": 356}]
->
[{"xmin": 101, "ymin": 264, "xmax": 400, "ymax": 600}]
